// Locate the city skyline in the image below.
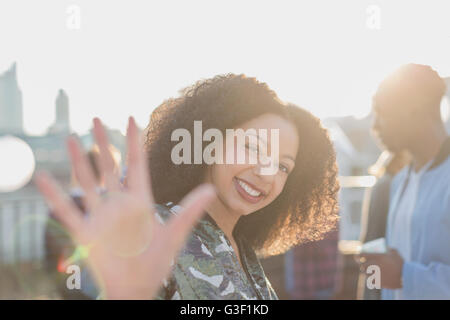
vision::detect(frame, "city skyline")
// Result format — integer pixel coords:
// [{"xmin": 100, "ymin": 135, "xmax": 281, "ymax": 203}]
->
[
  {"xmin": 2, "ymin": 1, "xmax": 450, "ymax": 136},
  {"xmin": 1, "ymin": 61, "xmax": 449, "ymax": 137},
  {"xmin": 0, "ymin": 62, "xmax": 72, "ymax": 136}
]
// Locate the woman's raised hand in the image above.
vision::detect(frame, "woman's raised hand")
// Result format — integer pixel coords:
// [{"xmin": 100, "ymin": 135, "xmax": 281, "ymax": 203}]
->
[{"xmin": 36, "ymin": 117, "xmax": 216, "ymax": 299}]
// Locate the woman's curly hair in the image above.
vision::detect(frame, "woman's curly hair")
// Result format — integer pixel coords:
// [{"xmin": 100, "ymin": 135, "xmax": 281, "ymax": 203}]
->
[{"xmin": 145, "ymin": 74, "xmax": 339, "ymax": 256}]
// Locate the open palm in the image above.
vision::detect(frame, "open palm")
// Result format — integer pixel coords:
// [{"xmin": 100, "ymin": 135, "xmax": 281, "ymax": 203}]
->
[{"xmin": 36, "ymin": 117, "xmax": 215, "ymax": 299}]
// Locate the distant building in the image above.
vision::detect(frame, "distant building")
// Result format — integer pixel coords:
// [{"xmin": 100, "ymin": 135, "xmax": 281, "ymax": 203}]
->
[
  {"xmin": 48, "ymin": 89, "xmax": 71, "ymax": 135},
  {"xmin": 0, "ymin": 63, "xmax": 23, "ymax": 135}
]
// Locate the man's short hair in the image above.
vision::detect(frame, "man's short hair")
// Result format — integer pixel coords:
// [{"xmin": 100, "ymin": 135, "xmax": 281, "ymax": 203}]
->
[{"xmin": 374, "ymin": 64, "xmax": 446, "ymax": 118}]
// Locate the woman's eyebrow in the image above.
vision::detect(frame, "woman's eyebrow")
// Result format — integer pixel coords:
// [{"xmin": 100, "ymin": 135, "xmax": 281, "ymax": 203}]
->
[{"xmin": 282, "ymin": 155, "xmax": 296, "ymax": 163}]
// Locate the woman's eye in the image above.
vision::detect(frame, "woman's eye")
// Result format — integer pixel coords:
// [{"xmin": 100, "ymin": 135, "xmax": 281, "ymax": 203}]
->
[{"xmin": 279, "ymin": 164, "xmax": 289, "ymax": 174}]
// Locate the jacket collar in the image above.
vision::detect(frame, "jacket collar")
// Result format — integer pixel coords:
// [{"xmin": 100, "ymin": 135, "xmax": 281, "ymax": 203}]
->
[{"xmin": 429, "ymin": 136, "xmax": 450, "ymax": 170}]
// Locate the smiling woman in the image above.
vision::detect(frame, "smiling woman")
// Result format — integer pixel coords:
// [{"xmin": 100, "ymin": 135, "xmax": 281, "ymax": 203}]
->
[
  {"xmin": 35, "ymin": 73, "xmax": 339, "ymax": 300},
  {"xmin": 146, "ymin": 74, "xmax": 340, "ymax": 299}
]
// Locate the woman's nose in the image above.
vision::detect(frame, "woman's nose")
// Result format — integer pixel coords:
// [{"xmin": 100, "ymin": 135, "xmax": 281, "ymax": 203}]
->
[{"xmin": 252, "ymin": 162, "xmax": 276, "ymax": 184}]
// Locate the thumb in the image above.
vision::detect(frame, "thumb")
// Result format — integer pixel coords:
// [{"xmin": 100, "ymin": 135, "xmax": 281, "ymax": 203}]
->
[{"xmin": 165, "ymin": 184, "xmax": 216, "ymax": 253}]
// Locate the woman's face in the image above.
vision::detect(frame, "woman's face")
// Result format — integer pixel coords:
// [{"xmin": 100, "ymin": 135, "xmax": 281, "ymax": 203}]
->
[{"xmin": 204, "ymin": 113, "xmax": 299, "ymax": 216}]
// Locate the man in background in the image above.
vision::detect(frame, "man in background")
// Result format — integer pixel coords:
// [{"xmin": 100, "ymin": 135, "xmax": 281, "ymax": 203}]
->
[
  {"xmin": 357, "ymin": 150, "xmax": 410, "ymax": 300},
  {"xmin": 359, "ymin": 64, "xmax": 450, "ymax": 299}
]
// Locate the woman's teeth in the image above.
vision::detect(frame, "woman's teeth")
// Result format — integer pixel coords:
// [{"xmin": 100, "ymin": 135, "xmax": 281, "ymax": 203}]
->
[{"xmin": 237, "ymin": 179, "xmax": 262, "ymax": 197}]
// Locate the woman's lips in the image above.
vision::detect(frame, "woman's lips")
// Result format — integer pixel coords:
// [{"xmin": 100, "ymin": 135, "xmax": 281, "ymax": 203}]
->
[{"xmin": 233, "ymin": 177, "xmax": 265, "ymax": 204}]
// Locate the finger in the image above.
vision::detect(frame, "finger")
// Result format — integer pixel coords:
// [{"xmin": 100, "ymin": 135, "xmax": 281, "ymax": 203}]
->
[
  {"xmin": 35, "ymin": 172, "xmax": 84, "ymax": 238},
  {"xmin": 126, "ymin": 116, "xmax": 152, "ymax": 202},
  {"xmin": 359, "ymin": 253, "xmax": 381, "ymax": 260},
  {"xmin": 92, "ymin": 118, "xmax": 120, "ymax": 192},
  {"xmin": 353, "ymin": 254, "xmax": 363, "ymax": 264},
  {"xmin": 165, "ymin": 184, "xmax": 216, "ymax": 253},
  {"xmin": 360, "ymin": 262, "xmax": 369, "ymax": 273},
  {"xmin": 361, "ymin": 255, "xmax": 380, "ymax": 268},
  {"xmin": 358, "ymin": 254, "xmax": 367, "ymax": 260},
  {"xmin": 66, "ymin": 136, "xmax": 101, "ymax": 211}
]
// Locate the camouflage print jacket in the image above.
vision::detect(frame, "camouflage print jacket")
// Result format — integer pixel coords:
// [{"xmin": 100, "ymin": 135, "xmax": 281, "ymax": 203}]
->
[{"xmin": 154, "ymin": 203, "xmax": 278, "ymax": 300}]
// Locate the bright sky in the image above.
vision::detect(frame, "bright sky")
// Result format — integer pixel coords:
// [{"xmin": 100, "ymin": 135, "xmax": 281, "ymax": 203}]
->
[{"xmin": 1, "ymin": 0, "xmax": 450, "ymax": 136}]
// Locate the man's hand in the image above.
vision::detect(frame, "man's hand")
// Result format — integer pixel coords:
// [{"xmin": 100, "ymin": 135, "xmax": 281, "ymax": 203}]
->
[{"xmin": 357, "ymin": 248, "xmax": 404, "ymax": 289}]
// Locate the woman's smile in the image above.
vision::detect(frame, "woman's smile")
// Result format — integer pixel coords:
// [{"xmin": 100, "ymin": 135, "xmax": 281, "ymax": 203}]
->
[{"xmin": 233, "ymin": 177, "xmax": 267, "ymax": 204}]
